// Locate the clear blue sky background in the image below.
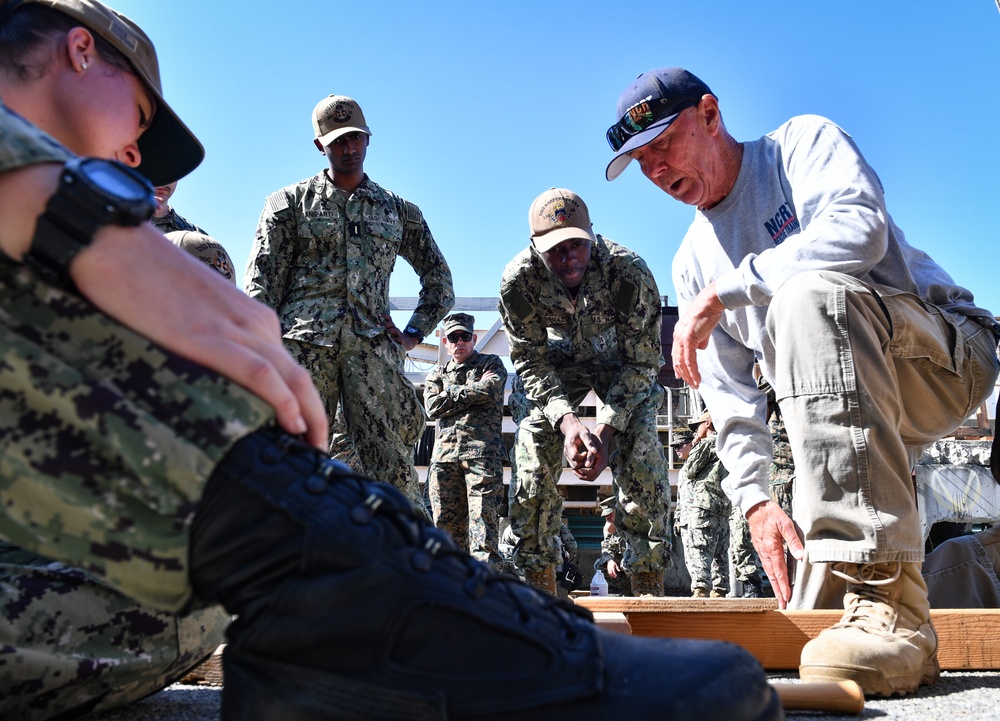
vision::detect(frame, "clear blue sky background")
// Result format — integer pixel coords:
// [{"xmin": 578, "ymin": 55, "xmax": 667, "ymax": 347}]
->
[{"xmin": 114, "ymin": 0, "xmax": 1000, "ymax": 324}]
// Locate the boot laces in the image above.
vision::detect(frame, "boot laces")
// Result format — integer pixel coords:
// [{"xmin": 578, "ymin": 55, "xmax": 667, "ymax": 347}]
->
[
  {"xmin": 310, "ymin": 448, "xmax": 593, "ymax": 636},
  {"xmin": 830, "ymin": 562, "xmax": 901, "ymax": 634}
]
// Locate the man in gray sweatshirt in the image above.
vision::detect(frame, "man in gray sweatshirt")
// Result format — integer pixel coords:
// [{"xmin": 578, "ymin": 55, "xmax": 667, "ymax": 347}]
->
[{"xmin": 606, "ymin": 67, "xmax": 1000, "ymax": 697}]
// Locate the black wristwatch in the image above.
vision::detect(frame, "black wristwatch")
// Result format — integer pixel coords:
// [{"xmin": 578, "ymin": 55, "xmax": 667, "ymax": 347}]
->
[
  {"xmin": 27, "ymin": 157, "xmax": 156, "ymax": 280},
  {"xmin": 403, "ymin": 325, "xmax": 424, "ymax": 344}
]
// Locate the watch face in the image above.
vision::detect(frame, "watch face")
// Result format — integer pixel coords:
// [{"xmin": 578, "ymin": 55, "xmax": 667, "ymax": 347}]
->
[{"xmin": 84, "ymin": 160, "xmax": 150, "ymax": 201}]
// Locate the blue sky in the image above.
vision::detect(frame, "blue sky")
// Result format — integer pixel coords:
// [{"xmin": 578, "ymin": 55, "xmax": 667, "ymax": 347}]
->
[{"xmin": 114, "ymin": 0, "xmax": 1000, "ymax": 326}]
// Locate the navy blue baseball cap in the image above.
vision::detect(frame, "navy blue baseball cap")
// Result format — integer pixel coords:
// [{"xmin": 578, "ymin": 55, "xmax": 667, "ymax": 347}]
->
[{"xmin": 605, "ymin": 67, "xmax": 712, "ymax": 181}]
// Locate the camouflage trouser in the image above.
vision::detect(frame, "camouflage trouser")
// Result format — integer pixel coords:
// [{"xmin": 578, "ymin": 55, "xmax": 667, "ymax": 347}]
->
[
  {"xmin": 508, "ymin": 426, "xmax": 565, "ymax": 572},
  {"xmin": 285, "ymin": 333, "xmax": 424, "ymax": 508},
  {"xmin": 428, "ymin": 457, "xmax": 503, "ymax": 567},
  {"xmin": 729, "ymin": 506, "xmax": 763, "ymax": 582},
  {"xmin": 769, "ymin": 476, "xmax": 794, "ymax": 517},
  {"xmin": 0, "ymin": 542, "xmax": 229, "ymax": 720},
  {"xmin": 509, "ymin": 378, "xmax": 670, "ymax": 574},
  {"xmin": 328, "ymin": 402, "xmax": 364, "ymax": 472},
  {"xmin": 680, "ymin": 509, "xmax": 730, "ymax": 594}
]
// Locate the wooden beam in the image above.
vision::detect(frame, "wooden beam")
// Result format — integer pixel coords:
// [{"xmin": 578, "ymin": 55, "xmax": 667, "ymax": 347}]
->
[{"xmin": 576, "ymin": 597, "xmax": 1000, "ymax": 671}]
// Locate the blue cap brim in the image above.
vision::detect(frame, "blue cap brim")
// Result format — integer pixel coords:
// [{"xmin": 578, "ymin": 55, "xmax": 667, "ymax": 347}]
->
[{"xmin": 604, "ymin": 111, "xmax": 682, "ymax": 181}]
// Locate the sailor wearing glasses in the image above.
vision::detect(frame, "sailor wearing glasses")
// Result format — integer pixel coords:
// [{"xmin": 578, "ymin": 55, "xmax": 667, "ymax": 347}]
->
[
  {"xmin": 499, "ymin": 188, "xmax": 673, "ymax": 596},
  {"xmin": 424, "ymin": 313, "xmax": 508, "ymax": 569}
]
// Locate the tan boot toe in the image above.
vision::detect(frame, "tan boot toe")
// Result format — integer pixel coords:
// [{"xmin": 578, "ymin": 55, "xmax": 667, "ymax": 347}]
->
[{"xmin": 799, "ymin": 562, "xmax": 940, "ymax": 696}]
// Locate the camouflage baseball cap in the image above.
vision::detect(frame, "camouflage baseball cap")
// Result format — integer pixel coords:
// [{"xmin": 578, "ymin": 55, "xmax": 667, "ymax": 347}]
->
[
  {"xmin": 165, "ymin": 230, "xmax": 236, "ymax": 285},
  {"xmin": 669, "ymin": 428, "xmax": 695, "ymax": 447},
  {"xmin": 598, "ymin": 496, "xmax": 618, "ymax": 517},
  {"xmin": 3, "ymin": 0, "xmax": 205, "ymax": 186},
  {"xmin": 528, "ymin": 188, "xmax": 597, "ymax": 253},
  {"xmin": 442, "ymin": 313, "xmax": 475, "ymax": 336},
  {"xmin": 312, "ymin": 95, "xmax": 371, "ymax": 146}
]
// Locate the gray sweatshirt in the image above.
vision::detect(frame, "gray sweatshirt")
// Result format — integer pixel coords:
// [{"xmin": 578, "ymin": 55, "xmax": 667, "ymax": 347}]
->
[{"xmin": 672, "ymin": 114, "xmax": 993, "ymax": 513}]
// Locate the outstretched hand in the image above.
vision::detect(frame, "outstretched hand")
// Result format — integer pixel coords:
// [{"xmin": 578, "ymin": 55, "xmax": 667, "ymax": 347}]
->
[
  {"xmin": 672, "ymin": 281, "xmax": 725, "ymax": 388},
  {"xmin": 745, "ymin": 500, "xmax": 805, "ymax": 609}
]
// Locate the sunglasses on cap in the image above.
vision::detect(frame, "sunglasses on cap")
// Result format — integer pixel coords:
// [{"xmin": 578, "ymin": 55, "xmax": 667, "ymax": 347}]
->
[
  {"xmin": 605, "ymin": 98, "xmax": 700, "ymax": 152},
  {"xmin": 446, "ymin": 331, "xmax": 473, "ymax": 343}
]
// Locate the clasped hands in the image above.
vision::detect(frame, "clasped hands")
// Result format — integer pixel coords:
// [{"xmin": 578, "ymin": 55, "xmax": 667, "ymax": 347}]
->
[{"xmin": 559, "ymin": 414, "xmax": 615, "ymax": 481}]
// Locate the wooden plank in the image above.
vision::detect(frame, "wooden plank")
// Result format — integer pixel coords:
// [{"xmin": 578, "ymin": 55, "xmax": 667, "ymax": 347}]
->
[
  {"xmin": 591, "ymin": 611, "xmax": 632, "ymax": 636},
  {"xmin": 575, "ymin": 597, "xmax": 1000, "ymax": 671}
]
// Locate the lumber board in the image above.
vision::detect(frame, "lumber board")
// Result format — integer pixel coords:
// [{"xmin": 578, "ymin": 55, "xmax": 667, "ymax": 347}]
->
[{"xmin": 576, "ymin": 597, "xmax": 1000, "ymax": 670}]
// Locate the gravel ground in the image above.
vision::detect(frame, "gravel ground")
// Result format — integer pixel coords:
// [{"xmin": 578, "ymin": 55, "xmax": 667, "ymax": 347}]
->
[{"xmin": 88, "ymin": 671, "xmax": 1000, "ymax": 721}]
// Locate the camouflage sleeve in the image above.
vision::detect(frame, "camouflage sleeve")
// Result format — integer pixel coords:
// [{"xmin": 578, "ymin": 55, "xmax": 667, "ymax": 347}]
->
[
  {"xmin": 499, "ymin": 258, "xmax": 577, "ymax": 428},
  {"xmin": 0, "ymin": 101, "xmax": 72, "ymax": 174},
  {"xmin": 424, "ymin": 354, "xmax": 507, "ymax": 420},
  {"xmin": 422, "ymin": 365, "xmax": 451, "ymax": 420},
  {"xmin": 596, "ymin": 255, "xmax": 663, "ymax": 430},
  {"xmin": 395, "ymin": 200, "xmax": 455, "ymax": 338},
  {"xmin": 244, "ymin": 189, "xmax": 295, "ymax": 311},
  {"xmin": 683, "ymin": 438, "xmax": 713, "ymax": 479},
  {"xmin": 561, "ymin": 524, "xmax": 578, "ymax": 559}
]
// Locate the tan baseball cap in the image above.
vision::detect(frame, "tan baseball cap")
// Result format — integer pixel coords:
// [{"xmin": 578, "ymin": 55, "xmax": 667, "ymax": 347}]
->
[
  {"xmin": 528, "ymin": 188, "xmax": 597, "ymax": 253},
  {"xmin": 688, "ymin": 409, "xmax": 712, "ymax": 431},
  {"xmin": 165, "ymin": 231, "xmax": 236, "ymax": 285},
  {"xmin": 6, "ymin": 0, "xmax": 205, "ymax": 187},
  {"xmin": 312, "ymin": 95, "xmax": 371, "ymax": 146}
]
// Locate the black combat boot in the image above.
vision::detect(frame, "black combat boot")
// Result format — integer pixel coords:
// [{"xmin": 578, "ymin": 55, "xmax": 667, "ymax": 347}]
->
[
  {"xmin": 742, "ymin": 576, "xmax": 764, "ymax": 598},
  {"xmin": 191, "ymin": 429, "xmax": 783, "ymax": 721}
]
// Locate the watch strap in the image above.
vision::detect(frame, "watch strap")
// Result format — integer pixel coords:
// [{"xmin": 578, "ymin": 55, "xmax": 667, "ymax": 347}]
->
[{"xmin": 27, "ymin": 183, "xmax": 103, "ymax": 280}]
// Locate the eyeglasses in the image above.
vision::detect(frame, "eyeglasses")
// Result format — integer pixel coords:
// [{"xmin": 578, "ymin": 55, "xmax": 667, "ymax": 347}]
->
[
  {"xmin": 446, "ymin": 331, "xmax": 473, "ymax": 343},
  {"xmin": 605, "ymin": 97, "xmax": 699, "ymax": 152}
]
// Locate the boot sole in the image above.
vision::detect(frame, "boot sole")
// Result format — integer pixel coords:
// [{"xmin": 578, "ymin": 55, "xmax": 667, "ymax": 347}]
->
[
  {"xmin": 799, "ymin": 654, "xmax": 941, "ymax": 697},
  {"xmin": 221, "ymin": 651, "xmax": 447, "ymax": 721}
]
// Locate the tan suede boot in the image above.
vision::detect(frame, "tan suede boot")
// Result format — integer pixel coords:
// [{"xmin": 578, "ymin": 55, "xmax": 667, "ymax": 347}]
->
[
  {"xmin": 631, "ymin": 570, "xmax": 664, "ymax": 597},
  {"xmin": 709, "ymin": 589, "xmax": 726, "ymax": 599},
  {"xmin": 524, "ymin": 566, "xmax": 557, "ymax": 595},
  {"xmin": 799, "ymin": 562, "xmax": 940, "ymax": 696},
  {"xmin": 691, "ymin": 588, "xmax": 709, "ymax": 599}
]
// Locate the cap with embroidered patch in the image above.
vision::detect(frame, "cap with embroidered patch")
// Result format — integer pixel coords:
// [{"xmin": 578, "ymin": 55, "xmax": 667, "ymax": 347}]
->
[
  {"xmin": 528, "ymin": 188, "xmax": 597, "ymax": 253},
  {"xmin": 165, "ymin": 230, "xmax": 236, "ymax": 285},
  {"xmin": 312, "ymin": 95, "xmax": 371, "ymax": 146},
  {"xmin": 3, "ymin": 0, "xmax": 206, "ymax": 186},
  {"xmin": 605, "ymin": 67, "xmax": 712, "ymax": 182}
]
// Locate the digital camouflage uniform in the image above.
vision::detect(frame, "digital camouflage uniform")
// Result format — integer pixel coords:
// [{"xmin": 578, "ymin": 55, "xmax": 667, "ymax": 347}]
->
[
  {"xmin": 246, "ymin": 173, "xmax": 454, "ymax": 505},
  {"xmin": 760, "ymin": 378, "xmax": 795, "ymax": 516},
  {"xmin": 598, "ymin": 530, "xmax": 632, "ymax": 596},
  {"xmin": 0, "ymin": 542, "xmax": 228, "ymax": 719},
  {"xmin": 151, "ymin": 206, "xmax": 207, "ymax": 235},
  {"xmin": 678, "ymin": 436, "xmax": 731, "ymax": 596},
  {"xmin": 424, "ymin": 351, "xmax": 507, "ymax": 567},
  {"xmin": 499, "ymin": 236, "xmax": 671, "ymax": 575},
  {"xmin": 729, "ymin": 505, "xmax": 763, "ymax": 592},
  {"xmin": 497, "ymin": 521, "xmax": 522, "ymax": 577},
  {"xmin": 555, "ymin": 522, "xmax": 581, "ymax": 593},
  {"xmin": 0, "ymin": 102, "xmax": 272, "ymax": 718}
]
